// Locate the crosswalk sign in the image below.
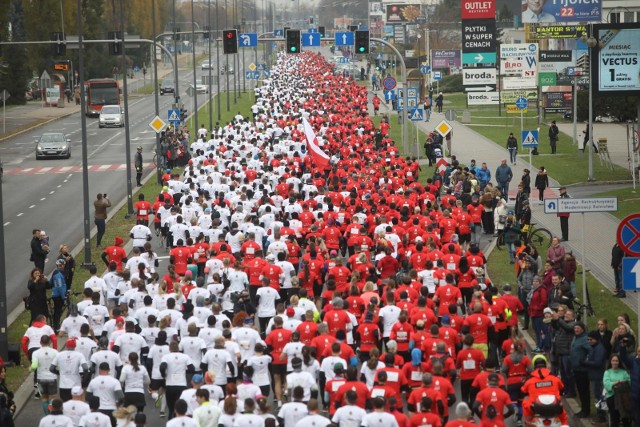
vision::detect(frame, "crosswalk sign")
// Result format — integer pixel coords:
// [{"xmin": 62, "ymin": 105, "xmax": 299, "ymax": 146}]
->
[
  {"xmin": 168, "ymin": 108, "xmax": 180, "ymax": 123},
  {"xmin": 521, "ymin": 130, "xmax": 539, "ymax": 148},
  {"xmin": 409, "ymin": 108, "xmax": 424, "ymax": 122}
]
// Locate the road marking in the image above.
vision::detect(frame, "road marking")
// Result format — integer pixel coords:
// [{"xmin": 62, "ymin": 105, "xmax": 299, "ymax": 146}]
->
[
  {"xmin": 39, "ymin": 167, "xmax": 53, "ymax": 173},
  {"xmin": 4, "ymin": 222, "xmax": 10, "ymax": 226},
  {"xmin": 29, "ymin": 205, "xmax": 35, "ymax": 209},
  {"xmin": 40, "ymin": 197, "xmax": 46, "ymax": 201},
  {"xmin": 22, "ymin": 168, "xmax": 33, "ymax": 172},
  {"xmin": 58, "ymin": 166, "xmax": 72, "ymax": 172},
  {"xmin": 16, "ymin": 213, "xmax": 23, "ymax": 217},
  {"xmin": 49, "ymin": 190, "xmax": 55, "ymax": 194},
  {"xmin": 98, "ymin": 165, "xmax": 111, "ymax": 171},
  {"xmin": 88, "ymin": 131, "xmax": 122, "ymax": 158},
  {"xmin": 57, "ymin": 185, "xmax": 62, "ymax": 188}
]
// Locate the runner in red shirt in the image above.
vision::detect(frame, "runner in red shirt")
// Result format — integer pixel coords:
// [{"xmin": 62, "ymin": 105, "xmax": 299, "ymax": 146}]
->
[
  {"xmin": 169, "ymin": 240, "xmax": 192, "ymax": 275},
  {"xmin": 323, "ymin": 300, "xmax": 352, "ymax": 337},
  {"xmin": 462, "ymin": 303, "xmax": 493, "ymax": 358},
  {"xmin": 457, "ymin": 335, "xmax": 486, "ymax": 406},
  {"xmin": 355, "ymin": 312, "xmax": 380, "ymax": 360},
  {"xmin": 390, "ymin": 311, "xmax": 414, "ymax": 360},
  {"xmin": 101, "ymin": 236, "xmax": 127, "ymax": 271},
  {"xmin": 472, "ymin": 373, "xmax": 514, "ymax": 427},
  {"xmin": 296, "ymin": 311, "xmax": 319, "ymax": 345},
  {"xmin": 309, "ymin": 324, "xmax": 337, "ymax": 361},
  {"xmin": 134, "ymin": 194, "xmax": 153, "ymax": 226},
  {"xmin": 265, "ymin": 317, "xmax": 293, "ymax": 405}
]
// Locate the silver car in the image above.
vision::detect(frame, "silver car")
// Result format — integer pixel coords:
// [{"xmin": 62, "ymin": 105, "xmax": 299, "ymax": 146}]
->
[
  {"xmin": 35, "ymin": 132, "xmax": 71, "ymax": 160},
  {"xmin": 98, "ymin": 105, "xmax": 125, "ymax": 128}
]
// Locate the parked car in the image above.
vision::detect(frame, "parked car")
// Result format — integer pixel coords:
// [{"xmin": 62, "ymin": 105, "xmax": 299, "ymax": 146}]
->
[
  {"xmin": 160, "ymin": 79, "xmax": 175, "ymax": 95},
  {"xmin": 98, "ymin": 105, "xmax": 125, "ymax": 128},
  {"xmin": 595, "ymin": 114, "xmax": 618, "ymax": 123},
  {"xmin": 563, "ymin": 110, "xmax": 573, "ymax": 120},
  {"xmin": 35, "ymin": 132, "xmax": 71, "ymax": 160}
]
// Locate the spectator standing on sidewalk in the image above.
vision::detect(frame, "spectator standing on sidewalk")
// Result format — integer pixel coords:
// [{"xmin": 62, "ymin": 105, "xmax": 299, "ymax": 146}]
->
[
  {"xmin": 494, "ymin": 159, "xmax": 513, "ymax": 200},
  {"xmin": 30, "ymin": 229, "xmax": 49, "ymax": 272},
  {"xmin": 423, "ymin": 97, "xmax": 431, "ymax": 122},
  {"xmin": 611, "ymin": 242, "xmax": 626, "ymax": 298},
  {"xmin": 506, "ymin": 133, "xmax": 518, "ymax": 165},
  {"xmin": 558, "ymin": 187, "xmax": 570, "ymax": 241},
  {"xmin": 435, "ymin": 92, "xmax": 443, "ymax": 113},
  {"xmin": 94, "ymin": 193, "xmax": 111, "ymax": 248},
  {"xmin": 528, "ymin": 276, "xmax": 547, "ymax": 352},
  {"xmin": 603, "ymin": 354, "xmax": 632, "ymax": 427},
  {"xmin": 584, "ymin": 331, "xmax": 607, "ymax": 422},
  {"xmin": 135, "ymin": 146, "xmax": 143, "ymax": 187},
  {"xmin": 571, "ymin": 321, "xmax": 592, "ymax": 419},
  {"xmin": 551, "ymin": 309, "xmax": 576, "ymax": 397},
  {"xmin": 534, "ymin": 167, "xmax": 549, "ymax": 205},
  {"xmin": 549, "ymin": 121, "xmax": 559, "ymax": 154}
]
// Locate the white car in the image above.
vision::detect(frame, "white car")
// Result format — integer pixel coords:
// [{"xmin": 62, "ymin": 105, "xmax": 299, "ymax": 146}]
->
[
  {"xmin": 189, "ymin": 84, "xmax": 208, "ymax": 94},
  {"xmin": 201, "ymin": 60, "xmax": 212, "ymax": 70},
  {"xmin": 595, "ymin": 114, "xmax": 617, "ymax": 123},
  {"xmin": 98, "ymin": 105, "xmax": 125, "ymax": 128}
]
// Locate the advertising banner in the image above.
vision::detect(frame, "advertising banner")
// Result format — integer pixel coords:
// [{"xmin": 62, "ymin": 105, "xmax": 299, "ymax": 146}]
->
[
  {"xmin": 369, "ymin": 1, "xmax": 384, "ymax": 16},
  {"xmin": 386, "ymin": 4, "xmax": 422, "ymax": 23},
  {"xmin": 503, "ymin": 77, "xmax": 538, "ymax": 90},
  {"xmin": 594, "ymin": 24, "xmax": 640, "ymax": 95},
  {"xmin": 462, "ymin": 0, "xmax": 496, "ymax": 19},
  {"xmin": 521, "ymin": 0, "xmax": 602, "ymax": 24},
  {"xmin": 431, "ymin": 50, "xmax": 461, "ymax": 68},
  {"xmin": 463, "ymin": 68, "xmax": 497, "ymax": 85},
  {"xmin": 462, "ymin": 20, "xmax": 496, "ymax": 53},
  {"xmin": 530, "ymin": 24, "xmax": 587, "ymax": 39},
  {"xmin": 501, "ymin": 90, "xmax": 539, "ymax": 103},
  {"xmin": 544, "ymin": 92, "xmax": 573, "ymax": 112},
  {"xmin": 539, "ymin": 50, "xmax": 572, "ymax": 62}
]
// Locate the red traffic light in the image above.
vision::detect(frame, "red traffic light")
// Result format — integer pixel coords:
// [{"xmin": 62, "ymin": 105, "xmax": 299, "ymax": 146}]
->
[{"xmin": 226, "ymin": 33, "xmax": 233, "ymax": 39}]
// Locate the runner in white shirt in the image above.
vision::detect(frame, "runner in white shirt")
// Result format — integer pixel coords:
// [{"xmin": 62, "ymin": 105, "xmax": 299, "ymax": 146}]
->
[
  {"xmin": 30, "ymin": 335, "xmax": 59, "ymax": 413},
  {"xmin": 292, "ymin": 400, "xmax": 331, "ymax": 427},
  {"xmin": 360, "ymin": 398, "xmax": 399, "ymax": 427},
  {"xmin": 232, "ymin": 323, "xmax": 263, "ymax": 362},
  {"xmin": 160, "ymin": 342, "xmax": 196, "ymax": 417},
  {"xmin": 90, "ymin": 338, "xmax": 123, "ymax": 379},
  {"xmin": 277, "ymin": 386, "xmax": 308, "ymax": 427},
  {"xmin": 124, "ymin": 247, "xmax": 151, "ymax": 273},
  {"xmin": 166, "ymin": 399, "xmax": 198, "ymax": 427},
  {"xmin": 245, "ymin": 344, "xmax": 272, "ymax": 397},
  {"xmin": 38, "ymin": 399, "xmax": 74, "ymax": 427},
  {"xmin": 86, "ymin": 363, "xmax": 124, "ymax": 415},
  {"xmin": 77, "ymin": 396, "xmax": 112, "ymax": 427},
  {"xmin": 178, "ymin": 374, "xmax": 206, "ymax": 416},
  {"xmin": 82, "ymin": 294, "xmax": 109, "ymax": 337},
  {"xmin": 281, "ymin": 333, "xmax": 305, "ymax": 372},
  {"xmin": 112, "ymin": 322, "xmax": 149, "ymax": 362},
  {"xmin": 201, "ymin": 337, "xmax": 235, "ymax": 387},
  {"xmin": 84, "ymin": 266, "xmax": 108, "ymax": 306},
  {"xmin": 285, "ymin": 358, "xmax": 318, "ymax": 402},
  {"xmin": 378, "ymin": 299, "xmax": 401, "ymax": 339},
  {"xmin": 129, "ymin": 225, "xmax": 152, "ymax": 250},
  {"xmin": 193, "ymin": 388, "xmax": 222, "ymax": 427},
  {"xmin": 179, "ymin": 323, "xmax": 208, "ymax": 371},
  {"xmin": 118, "ymin": 352, "xmax": 150, "ymax": 412},
  {"xmin": 331, "ymin": 390, "xmax": 367, "ymax": 427},
  {"xmin": 62, "ymin": 386, "xmax": 91, "ymax": 426},
  {"xmin": 233, "ymin": 399, "xmax": 265, "ymax": 427},
  {"xmin": 50, "ymin": 339, "xmax": 89, "ymax": 402},
  {"xmin": 59, "ymin": 307, "xmax": 89, "ymax": 340}
]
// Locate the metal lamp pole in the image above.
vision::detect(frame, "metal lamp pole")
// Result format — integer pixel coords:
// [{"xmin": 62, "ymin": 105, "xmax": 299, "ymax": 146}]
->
[
  {"xmin": 120, "ymin": 0, "xmax": 134, "ymax": 215},
  {"xmin": 587, "ymin": 27, "xmax": 597, "ymax": 181},
  {"xmin": 208, "ymin": 0, "xmax": 213, "ymax": 130},
  {"xmin": 152, "ymin": 0, "xmax": 162, "ymax": 184},
  {"xmin": 191, "ymin": 0, "xmax": 198, "ymax": 129}
]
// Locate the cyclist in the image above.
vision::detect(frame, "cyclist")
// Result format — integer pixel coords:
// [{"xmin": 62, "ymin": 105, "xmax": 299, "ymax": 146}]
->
[{"xmin": 521, "ymin": 354, "xmax": 568, "ymax": 426}]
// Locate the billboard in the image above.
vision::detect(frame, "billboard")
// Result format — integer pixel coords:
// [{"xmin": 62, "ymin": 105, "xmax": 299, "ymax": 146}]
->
[
  {"xmin": 521, "ymin": 0, "xmax": 601, "ymax": 23},
  {"xmin": 462, "ymin": 20, "xmax": 496, "ymax": 53},
  {"xmin": 544, "ymin": 92, "xmax": 572, "ymax": 112},
  {"xmin": 530, "ymin": 24, "xmax": 587, "ymax": 39},
  {"xmin": 594, "ymin": 23, "xmax": 640, "ymax": 95},
  {"xmin": 462, "ymin": 0, "xmax": 495, "ymax": 19},
  {"xmin": 431, "ymin": 50, "xmax": 461, "ymax": 68},
  {"xmin": 386, "ymin": 4, "xmax": 422, "ymax": 23},
  {"xmin": 369, "ymin": 1, "xmax": 384, "ymax": 16}
]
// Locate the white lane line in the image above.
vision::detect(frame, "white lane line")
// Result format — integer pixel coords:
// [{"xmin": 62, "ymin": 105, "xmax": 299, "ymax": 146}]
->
[
  {"xmin": 40, "ymin": 197, "xmax": 46, "ymax": 201},
  {"xmin": 63, "ymin": 180, "xmax": 69, "ymax": 183},
  {"xmin": 57, "ymin": 185, "xmax": 62, "ymax": 188},
  {"xmin": 17, "ymin": 213, "xmax": 23, "ymax": 217},
  {"xmin": 88, "ymin": 131, "xmax": 122, "ymax": 158},
  {"xmin": 29, "ymin": 205, "xmax": 35, "ymax": 209},
  {"xmin": 4, "ymin": 222, "xmax": 10, "ymax": 226},
  {"xmin": 49, "ymin": 191, "xmax": 55, "ymax": 194}
]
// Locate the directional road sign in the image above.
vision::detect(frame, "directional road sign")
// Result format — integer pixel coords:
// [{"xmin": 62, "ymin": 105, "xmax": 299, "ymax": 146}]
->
[
  {"xmin": 433, "ymin": 71, "xmax": 442, "ymax": 81},
  {"xmin": 262, "ymin": 69, "xmax": 270, "ymax": 77},
  {"xmin": 239, "ymin": 33, "xmax": 258, "ymax": 47},
  {"xmin": 522, "ymin": 130, "xmax": 539, "ymax": 148},
  {"xmin": 515, "ymin": 97, "xmax": 528, "ymax": 110},
  {"xmin": 302, "ymin": 32, "xmax": 321, "ymax": 47},
  {"xmin": 462, "ymin": 52, "xmax": 497, "ymax": 66},
  {"xmin": 465, "ymin": 85, "xmax": 496, "ymax": 92},
  {"xmin": 382, "ymin": 76, "xmax": 397, "ymax": 90},
  {"xmin": 168, "ymin": 108, "xmax": 181, "ymax": 124},
  {"xmin": 419, "ymin": 65, "xmax": 431, "ymax": 75},
  {"xmin": 383, "ymin": 90, "xmax": 395, "ymax": 101},
  {"xmin": 273, "ymin": 29, "xmax": 284, "ymax": 37},
  {"xmin": 409, "ymin": 108, "xmax": 424, "ymax": 121},
  {"xmin": 335, "ymin": 32, "xmax": 354, "ymax": 46},
  {"xmin": 436, "ymin": 158, "xmax": 449, "ymax": 176},
  {"xmin": 245, "ymin": 71, "xmax": 260, "ymax": 80},
  {"xmin": 544, "ymin": 197, "xmax": 618, "ymax": 214},
  {"xmin": 622, "ymin": 258, "xmax": 640, "ymax": 291},
  {"xmin": 617, "ymin": 213, "xmax": 640, "ymax": 257}
]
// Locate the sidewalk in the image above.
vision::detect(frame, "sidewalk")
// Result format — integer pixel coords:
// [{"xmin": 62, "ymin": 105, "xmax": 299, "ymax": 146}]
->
[{"xmin": 369, "ymin": 91, "xmax": 631, "ymax": 314}]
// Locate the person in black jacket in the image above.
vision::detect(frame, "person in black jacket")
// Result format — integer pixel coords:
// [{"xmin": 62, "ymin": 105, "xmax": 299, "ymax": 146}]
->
[
  {"xmin": 27, "ymin": 268, "xmax": 51, "ymax": 325},
  {"xmin": 30, "ymin": 229, "xmax": 48, "ymax": 271},
  {"xmin": 534, "ymin": 167, "xmax": 549, "ymax": 204},
  {"xmin": 612, "ymin": 242, "xmax": 626, "ymax": 297}
]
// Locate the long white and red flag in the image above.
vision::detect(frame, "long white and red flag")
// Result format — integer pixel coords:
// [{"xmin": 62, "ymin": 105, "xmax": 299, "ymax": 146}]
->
[{"xmin": 302, "ymin": 117, "xmax": 331, "ymax": 170}]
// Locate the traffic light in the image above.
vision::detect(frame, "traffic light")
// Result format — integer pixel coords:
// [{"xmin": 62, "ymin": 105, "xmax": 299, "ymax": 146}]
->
[
  {"xmin": 51, "ymin": 32, "xmax": 66, "ymax": 56},
  {"xmin": 309, "ymin": 17, "xmax": 314, "ymax": 25},
  {"xmin": 355, "ymin": 30, "xmax": 370, "ymax": 54},
  {"xmin": 108, "ymin": 31, "xmax": 122, "ymax": 55},
  {"xmin": 223, "ymin": 29, "xmax": 238, "ymax": 54},
  {"xmin": 349, "ymin": 25, "xmax": 359, "ymax": 32},
  {"xmin": 286, "ymin": 30, "xmax": 301, "ymax": 54},
  {"xmin": 318, "ymin": 26, "xmax": 325, "ymax": 37}
]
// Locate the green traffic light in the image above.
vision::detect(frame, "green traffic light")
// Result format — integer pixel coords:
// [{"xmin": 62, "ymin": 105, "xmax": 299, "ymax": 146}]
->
[
  {"xmin": 358, "ymin": 47, "xmax": 365, "ymax": 53},
  {"xmin": 291, "ymin": 47, "xmax": 297, "ymax": 52}
]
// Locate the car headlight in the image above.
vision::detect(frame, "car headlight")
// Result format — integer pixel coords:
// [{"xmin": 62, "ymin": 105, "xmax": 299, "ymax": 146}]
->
[{"xmin": 36, "ymin": 145, "xmax": 43, "ymax": 152}]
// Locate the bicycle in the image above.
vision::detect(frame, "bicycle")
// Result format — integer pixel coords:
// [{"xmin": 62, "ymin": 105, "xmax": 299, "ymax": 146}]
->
[
  {"xmin": 574, "ymin": 269, "xmax": 596, "ymax": 322},
  {"xmin": 520, "ymin": 222, "xmax": 553, "ymax": 248},
  {"xmin": 47, "ymin": 291, "xmax": 82, "ymax": 328}
]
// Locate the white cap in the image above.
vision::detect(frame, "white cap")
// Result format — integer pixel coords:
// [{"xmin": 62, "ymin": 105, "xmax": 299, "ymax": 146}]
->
[{"xmin": 71, "ymin": 386, "xmax": 83, "ymax": 396}]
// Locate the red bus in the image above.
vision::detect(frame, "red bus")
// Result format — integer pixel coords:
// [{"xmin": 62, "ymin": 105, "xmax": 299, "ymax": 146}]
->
[{"xmin": 85, "ymin": 79, "xmax": 120, "ymax": 117}]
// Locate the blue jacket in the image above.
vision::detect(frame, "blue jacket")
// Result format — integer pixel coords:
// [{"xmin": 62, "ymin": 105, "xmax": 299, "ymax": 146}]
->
[
  {"xmin": 619, "ymin": 345, "xmax": 640, "ymax": 400},
  {"xmin": 570, "ymin": 333, "xmax": 591, "ymax": 372},
  {"xmin": 495, "ymin": 164, "xmax": 513, "ymax": 184},
  {"xmin": 476, "ymin": 167, "xmax": 491, "ymax": 184},
  {"xmin": 51, "ymin": 269, "xmax": 67, "ymax": 299},
  {"xmin": 583, "ymin": 341, "xmax": 607, "ymax": 381}
]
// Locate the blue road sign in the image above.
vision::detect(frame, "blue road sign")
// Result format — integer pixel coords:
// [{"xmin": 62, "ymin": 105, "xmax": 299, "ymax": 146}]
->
[
  {"xmin": 622, "ymin": 258, "xmax": 640, "ymax": 291},
  {"xmin": 168, "ymin": 108, "xmax": 181, "ymax": 123},
  {"xmin": 383, "ymin": 90, "xmax": 395, "ymax": 101},
  {"xmin": 245, "ymin": 71, "xmax": 260, "ymax": 80},
  {"xmin": 335, "ymin": 32, "xmax": 354, "ymax": 46},
  {"xmin": 273, "ymin": 29, "xmax": 284, "ymax": 37},
  {"xmin": 515, "ymin": 97, "xmax": 528, "ymax": 110},
  {"xmin": 302, "ymin": 33, "xmax": 321, "ymax": 47},
  {"xmin": 462, "ymin": 52, "xmax": 497, "ymax": 66},
  {"xmin": 239, "ymin": 33, "xmax": 258, "ymax": 48},
  {"xmin": 522, "ymin": 130, "xmax": 539, "ymax": 148},
  {"xmin": 407, "ymin": 88, "xmax": 418, "ymax": 99},
  {"xmin": 382, "ymin": 76, "xmax": 397, "ymax": 90},
  {"xmin": 337, "ymin": 57, "xmax": 350, "ymax": 64},
  {"xmin": 262, "ymin": 69, "xmax": 270, "ymax": 77},
  {"xmin": 419, "ymin": 65, "xmax": 431, "ymax": 75},
  {"xmin": 409, "ymin": 108, "xmax": 424, "ymax": 121},
  {"xmin": 617, "ymin": 214, "xmax": 640, "ymax": 257},
  {"xmin": 567, "ymin": 67, "xmax": 576, "ymax": 77},
  {"xmin": 433, "ymin": 71, "xmax": 442, "ymax": 81},
  {"xmin": 257, "ymin": 63, "xmax": 266, "ymax": 70}
]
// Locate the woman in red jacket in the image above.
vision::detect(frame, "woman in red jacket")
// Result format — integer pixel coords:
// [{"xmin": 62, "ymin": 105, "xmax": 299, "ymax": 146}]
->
[{"xmin": 528, "ymin": 276, "xmax": 548, "ymax": 352}]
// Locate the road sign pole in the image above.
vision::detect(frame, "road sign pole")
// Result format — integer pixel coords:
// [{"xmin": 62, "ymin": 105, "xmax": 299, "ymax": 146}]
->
[{"xmin": 582, "ymin": 212, "xmax": 588, "ymax": 321}]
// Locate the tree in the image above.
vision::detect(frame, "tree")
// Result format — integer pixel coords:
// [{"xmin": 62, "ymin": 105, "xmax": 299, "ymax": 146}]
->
[{"xmin": 0, "ymin": 0, "xmax": 29, "ymax": 104}]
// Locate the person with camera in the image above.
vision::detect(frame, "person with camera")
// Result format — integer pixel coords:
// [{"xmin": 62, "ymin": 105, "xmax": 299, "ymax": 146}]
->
[{"xmin": 94, "ymin": 193, "xmax": 111, "ymax": 248}]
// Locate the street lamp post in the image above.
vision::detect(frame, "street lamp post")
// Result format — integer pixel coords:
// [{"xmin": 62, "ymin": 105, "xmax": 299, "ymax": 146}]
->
[
  {"xmin": 587, "ymin": 28, "xmax": 597, "ymax": 181},
  {"xmin": 152, "ymin": 0, "xmax": 162, "ymax": 184},
  {"xmin": 191, "ymin": 0, "xmax": 198, "ymax": 130},
  {"xmin": 208, "ymin": 0, "xmax": 213, "ymax": 130}
]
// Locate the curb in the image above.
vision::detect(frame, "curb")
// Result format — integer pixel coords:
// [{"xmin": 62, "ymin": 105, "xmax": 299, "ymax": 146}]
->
[{"xmin": 0, "ymin": 109, "xmax": 80, "ymax": 143}]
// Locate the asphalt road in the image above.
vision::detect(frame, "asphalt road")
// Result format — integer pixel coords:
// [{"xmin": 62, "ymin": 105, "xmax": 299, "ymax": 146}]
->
[{"xmin": 1, "ymin": 57, "xmax": 242, "ymax": 315}]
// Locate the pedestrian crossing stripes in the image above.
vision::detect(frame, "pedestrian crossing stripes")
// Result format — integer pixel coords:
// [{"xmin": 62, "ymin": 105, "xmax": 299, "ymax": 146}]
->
[{"xmin": 5, "ymin": 162, "xmax": 155, "ymax": 176}]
